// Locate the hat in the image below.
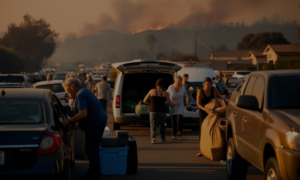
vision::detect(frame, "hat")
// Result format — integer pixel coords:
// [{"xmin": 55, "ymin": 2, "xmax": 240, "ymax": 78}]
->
[{"xmin": 183, "ymin": 74, "xmax": 189, "ymax": 77}]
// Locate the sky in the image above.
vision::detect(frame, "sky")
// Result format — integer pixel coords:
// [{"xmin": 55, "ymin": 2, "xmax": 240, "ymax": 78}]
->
[{"xmin": 0, "ymin": 0, "xmax": 299, "ymax": 41}]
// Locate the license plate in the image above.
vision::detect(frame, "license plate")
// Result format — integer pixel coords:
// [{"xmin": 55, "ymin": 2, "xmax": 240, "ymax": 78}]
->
[{"xmin": 0, "ymin": 151, "xmax": 4, "ymax": 165}]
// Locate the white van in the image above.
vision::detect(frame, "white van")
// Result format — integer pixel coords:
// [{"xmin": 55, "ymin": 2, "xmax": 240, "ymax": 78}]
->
[
  {"xmin": 177, "ymin": 66, "xmax": 218, "ymax": 120},
  {"xmin": 112, "ymin": 60, "xmax": 182, "ymax": 130}
]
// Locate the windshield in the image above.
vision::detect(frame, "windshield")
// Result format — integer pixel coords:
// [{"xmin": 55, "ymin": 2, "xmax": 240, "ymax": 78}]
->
[
  {"xmin": 237, "ymin": 72, "xmax": 251, "ymax": 75},
  {"xmin": 0, "ymin": 76, "xmax": 24, "ymax": 83},
  {"xmin": 0, "ymin": 99, "xmax": 43, "ymax": 124},
  {"xmin": 54, "ymin": 73, "xmax": 67, "ymax": 78},
  {"xmin": 269, "ymin": 77, "xmax": 300, "ymax": 109},
  {"xmin": 36, "ymin": 84, "xmax": 65, "ymax": 93}
]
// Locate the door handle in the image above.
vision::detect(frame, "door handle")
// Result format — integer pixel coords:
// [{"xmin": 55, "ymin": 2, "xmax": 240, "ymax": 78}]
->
[
  {"xmin": 243, "ymin": 115, "xmax": 247, "ymax": 122},
  {"xmin": 233, "ymin": 110, "xmax": 237, "ymax": 117}
]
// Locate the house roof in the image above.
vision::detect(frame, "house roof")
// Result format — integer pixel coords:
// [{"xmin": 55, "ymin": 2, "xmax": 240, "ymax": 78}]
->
[
  {"xmin": 248, "ymin": 50, "xmax": 265, "ymax": 57},
  {"xmin": 210, "ymin": 51, "xmax": 249, "ymax": 58},
  {"xmin": 268, "ymin": 44, "xmax": 300, "ymax": 53}
]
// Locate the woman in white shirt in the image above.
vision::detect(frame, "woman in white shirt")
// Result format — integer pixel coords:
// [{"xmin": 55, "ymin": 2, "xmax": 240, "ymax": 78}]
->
[{"xmin": 167, "ymin": 75, "xmax": 189, "ymax": 139}]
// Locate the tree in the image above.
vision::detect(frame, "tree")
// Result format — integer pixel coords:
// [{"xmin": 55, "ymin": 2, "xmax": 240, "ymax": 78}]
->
[
  {"xmin": 0, "ymin": 14, "xmax": 59, "ymax": 72},
  {"xmin": 0, "ymin": 46, "xmax": 24, "ymax": 73},
  {"xmin": 237, "ymin": 32, "xmax": 290, "ymax": 51},
  {"xmin": 146, "ymin": 34, "xmax": 157, "ymax": 60}
]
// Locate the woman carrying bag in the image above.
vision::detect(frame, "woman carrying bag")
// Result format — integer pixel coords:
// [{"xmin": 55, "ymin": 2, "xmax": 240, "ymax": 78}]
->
[
  {"xmin": 167, "ymin": 75, "xmax": 189, "ymax": 139},
  {"xmin": 143, "ymin": 78, "xmax": 176, "ymax": 144}
]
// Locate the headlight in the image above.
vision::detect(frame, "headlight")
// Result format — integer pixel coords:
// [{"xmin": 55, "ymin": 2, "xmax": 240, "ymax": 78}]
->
[{"xmin": 286, "ymin": 131, "xmax": 300, "ymax": 150}]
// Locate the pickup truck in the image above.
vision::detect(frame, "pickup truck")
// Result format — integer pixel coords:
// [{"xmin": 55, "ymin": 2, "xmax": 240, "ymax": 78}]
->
[{"xmin": 225, "ymin": 70, "xmax": 300, "ymax": 180}]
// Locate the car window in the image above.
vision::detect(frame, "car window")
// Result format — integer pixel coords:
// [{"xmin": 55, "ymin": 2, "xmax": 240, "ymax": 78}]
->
[
  {"xmin": 36, "ymin": 84, "xmax": 65, "ymax": 93},
  {"xmin": 244, "ymin": 76, "xmax": 257, "ymax": 95},
  {"xmin": 0, "ymin": 99, "xmax": 43, "ymax": 124},
  {"xmin": 0, "ymin": 76, "xmax": 25, "ymax": 83},
  {"xmin": 269, "ymin": 77, "xmax": 300, "ymax": 109},
  {"xmin": 251, "ymin": 77, "xmax": 264, "ymax": 109}
]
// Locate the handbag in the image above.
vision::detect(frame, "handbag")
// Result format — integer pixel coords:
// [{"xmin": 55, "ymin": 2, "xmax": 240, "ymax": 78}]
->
[{"xmin": 135, "ymin": 101, "xmax": 150, "ymax": 115}]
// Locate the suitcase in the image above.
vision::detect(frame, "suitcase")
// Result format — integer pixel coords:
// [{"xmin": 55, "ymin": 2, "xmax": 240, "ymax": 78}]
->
[{"xmin": 127, "ymin": 136, "xmax": 138, "ymax": 174}]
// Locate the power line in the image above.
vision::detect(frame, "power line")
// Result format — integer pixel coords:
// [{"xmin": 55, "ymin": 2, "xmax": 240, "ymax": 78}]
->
[{"xmin": 196, "ymin": 36, "xmax": 213, "ymax": 51}]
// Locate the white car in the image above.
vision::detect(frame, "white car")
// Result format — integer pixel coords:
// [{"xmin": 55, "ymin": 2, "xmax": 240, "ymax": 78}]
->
[
  {"xmin": 33, "ymin": 80, "xmax": 70, "ymax": 115},
  {"xmin": 112, "ymin": 60, "xmax": 181, "ymax": 130},
  {"xmin": 227, "ymin": 71, "xmax": 251, "ymax": 86}
]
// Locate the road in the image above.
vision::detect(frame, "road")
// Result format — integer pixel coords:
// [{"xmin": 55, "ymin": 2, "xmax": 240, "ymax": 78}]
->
[{"xmin": 71, "ymin": 107, "xmax": 264, "ymax": 180}]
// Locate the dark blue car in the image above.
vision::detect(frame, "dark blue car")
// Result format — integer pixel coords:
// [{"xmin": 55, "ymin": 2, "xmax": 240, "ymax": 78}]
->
[{"xmin": 0, "ymin": 89, "xmax": 75, "ymax": 179}]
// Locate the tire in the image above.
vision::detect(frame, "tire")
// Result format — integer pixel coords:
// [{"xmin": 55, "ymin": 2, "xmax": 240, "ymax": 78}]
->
[
  {"xmin": 226, "ymin": 137, "xmax": 248, "ymax": 180},
  {"xmin": 113, "ymin": 121, "xmax": 120, "ymax": 130},
  {"xmin": 263, "ymin": 157, "xmax": 281, "ymax": 180}
]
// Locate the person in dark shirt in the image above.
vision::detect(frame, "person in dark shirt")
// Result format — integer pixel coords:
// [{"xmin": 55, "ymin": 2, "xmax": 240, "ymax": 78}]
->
[{"xmin": 61, "ymin": 77, "xmax": 107, "ymax": 180}]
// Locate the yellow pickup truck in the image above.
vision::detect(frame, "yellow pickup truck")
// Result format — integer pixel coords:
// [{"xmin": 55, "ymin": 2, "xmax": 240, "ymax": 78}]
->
[{"xmin": 225, "ymin": 70, "xmax": 300, "ymax": 180}]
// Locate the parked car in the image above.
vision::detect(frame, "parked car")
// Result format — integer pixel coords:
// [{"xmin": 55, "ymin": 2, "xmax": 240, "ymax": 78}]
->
[
  {"xmin": 38, "ymin": 73, "xmax": 47, "ymax": 81},
  {"xmin": 28, "ymin": 74, "xmax": 42, "ymax": 83},
  {"xmin": 225, "ymin": 70, "xmax": 300, "ymax": 180},
  {"xmin": 0, "ymin": 74, "xmax": 33, "ymax": 87},
  {"xmin": 53, "ymin": 72, "xmax": 68, "ymax": 81},
  {"xmin": 112, "ymin": 60, "xmax": 181, "ymax": 130},
  {"xmin": 227, "ymin": 71, "xmax": 251, "ymax": 87},
  {"xmin": 0, "ymin": 83, "xmax": 28, "ymax": 88},
  {"xmin": 0, "ymin": 88, "xmax": 75, "ymax": 179},
  {"xmin": 33, "ymin": 80, "xmax": 70, "ymax": 116}
]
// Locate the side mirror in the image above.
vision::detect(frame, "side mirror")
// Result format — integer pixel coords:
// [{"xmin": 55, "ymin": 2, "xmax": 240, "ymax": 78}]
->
[{"xmin": 236, "ymin": 95, "xmax": 259, "ymax": 110}]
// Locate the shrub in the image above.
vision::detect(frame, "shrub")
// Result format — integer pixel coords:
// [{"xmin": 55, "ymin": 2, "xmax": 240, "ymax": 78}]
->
[
  {"xmin": 0, "ymin": 46, "xmax": 24, "ymax": 73},
  {"xmin": 263, "ymin": 64, "xmax": 273, "ymax": 70},
  {"xmin": 274, "ymin": 59, "xmax": 300, "ymax": 70}
]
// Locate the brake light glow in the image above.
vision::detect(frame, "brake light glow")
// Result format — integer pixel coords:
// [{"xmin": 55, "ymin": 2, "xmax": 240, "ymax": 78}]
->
[
  {"xmin": 37, "ymin": 133, "xmax": 62, "ymax": 155},
  {"xmin": 8, "ymin": 74, "xmax": 12, "ymax": 76},
  {"xmin": 116, "ymin": 95, "xmax": 120, "ymax": 108}
]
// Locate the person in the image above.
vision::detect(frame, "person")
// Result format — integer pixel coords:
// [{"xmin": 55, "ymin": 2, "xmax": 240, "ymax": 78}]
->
[
  {"xmin": 182, "ymin": 73, "xmax": 195, "ymax": 104},
  {"xmin": 61, "ymin": 77, "xmax": 107, "ymax": 180},
  {"xmin": 94, "ymin": 76, "xmax": 110, "ymax": 112},
  {"xmin": 80, "ymin": 72, "xmax": 87, "ymax": 85},
  {"xmin": 47, "ymin": 72, "xmax": 52, "ymax": 81},
  {"xmin": 216, "ymin": 74, "xmax": 229, "ymax": 96},
  {"xmin": 143, "ymin": 78, "xmax": 177, "ymax": 144},
  {"xmin": 196, "ymin": 77, "xmax": 225, "ymax": 140},
  {"xmin": 167, "ymin": 75, "xmax": 189, "ymax": 139},
  {"xmin": 84, "ymin": 74, "xmax": 95, "ymax": 93}
]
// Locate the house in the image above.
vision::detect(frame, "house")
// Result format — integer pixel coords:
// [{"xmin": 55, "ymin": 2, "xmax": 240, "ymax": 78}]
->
[
  {"xmin": 262, "ymin": 44, "xmax": 300, "ymax": 64},
  {"xmin": 248, "ymin": 50, "xmax": 267, "ymax": 70},
  {"xmin": 208, "ymin": 51, "xmax": 251, "ymax": 70}
]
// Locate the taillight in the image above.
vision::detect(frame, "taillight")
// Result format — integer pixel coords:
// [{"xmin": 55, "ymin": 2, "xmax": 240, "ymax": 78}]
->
[
  {"xmin": 37, "ymin": 133, "xmax": 62, "ymax": 155},
  {"xmin": 8, "ymin": 74, "xmax": 12, "ymax": 76},
  {"xmin": 65, "ymin": 93, "xmax": 69, "ymax": 103},
  {"xmin": 116, "ymin": 95, "xmax": 120, "ymax": 108}
]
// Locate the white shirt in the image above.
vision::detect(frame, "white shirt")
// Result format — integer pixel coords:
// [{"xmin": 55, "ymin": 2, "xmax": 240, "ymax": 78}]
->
[{"xmin": 167, "ymin": 85, "xmax": 188, "ymax": 115}]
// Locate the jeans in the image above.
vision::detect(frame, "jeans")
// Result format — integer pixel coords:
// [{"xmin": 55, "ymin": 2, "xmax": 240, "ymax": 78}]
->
[
  {"xmin": 99, "ymin": 99, "xmax": 107, "ymax": 112},
  {"xmin": 85, "ymin": 121, "xmax": 107, "ymax": 179},
  {"xmin": 171, "ymin": 114, "xmax": 183, "ymax": 136},
  {"xmin": 149, "ymin": 112, "xmax": 166, "ymax": 140}
]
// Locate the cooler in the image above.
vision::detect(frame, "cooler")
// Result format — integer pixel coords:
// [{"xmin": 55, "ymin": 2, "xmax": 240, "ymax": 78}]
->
[{"xmin": 99, "ymin": 145, "xmax": 129, "ymax": 175}]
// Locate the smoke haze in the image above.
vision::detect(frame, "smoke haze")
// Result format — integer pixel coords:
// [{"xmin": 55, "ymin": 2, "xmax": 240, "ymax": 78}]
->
[{"xmin": 78, "ymin": 0, "xmax": 272, "ymax": 36}]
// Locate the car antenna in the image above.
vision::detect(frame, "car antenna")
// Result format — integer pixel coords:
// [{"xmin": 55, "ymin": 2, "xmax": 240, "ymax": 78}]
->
[{"xmin": 1, "ymin": 89, "xmax": 5, "ymax": 97}]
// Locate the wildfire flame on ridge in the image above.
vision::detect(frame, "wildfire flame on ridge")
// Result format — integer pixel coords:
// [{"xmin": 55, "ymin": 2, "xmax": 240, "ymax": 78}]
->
[{"xmin": 131, "ymin": 26, "xmax": 164, "ymax": 34}]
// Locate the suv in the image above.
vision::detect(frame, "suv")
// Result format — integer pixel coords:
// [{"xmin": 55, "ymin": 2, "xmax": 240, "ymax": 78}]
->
[
  {"xmin": 0, "ymin": 74, "xmax": 33, "ymax": 87},
  {"xmin": 112, "ymin": 60, "xmax": 181, "ymax": 130},
  {"xmin": 225, "ymin": 70, "xmax": 300, "ymax": 180}
]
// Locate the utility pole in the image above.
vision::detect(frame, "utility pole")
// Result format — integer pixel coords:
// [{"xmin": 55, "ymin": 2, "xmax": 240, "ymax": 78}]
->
[{"xmin": 194, "ymin": 31, "xmax": 198, "ymax": 58}]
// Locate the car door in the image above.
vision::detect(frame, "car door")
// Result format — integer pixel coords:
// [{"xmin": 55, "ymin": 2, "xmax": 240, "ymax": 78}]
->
[
  {"xmin": 235, "ymin": 76, "xmax": 257, "ymax": 156},
  {"xmin": 51, "ymin": 94, "xmax": 74, "ymax": 159},
  {"xmin": 240, "ymin": 76, "xmax": 264, "ymax": 166}
]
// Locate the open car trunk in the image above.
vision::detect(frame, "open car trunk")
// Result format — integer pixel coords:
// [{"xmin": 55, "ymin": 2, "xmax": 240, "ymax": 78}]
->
[{"xmin": 122, "ymin": 73, "xmax": 174, "ymax": 113}]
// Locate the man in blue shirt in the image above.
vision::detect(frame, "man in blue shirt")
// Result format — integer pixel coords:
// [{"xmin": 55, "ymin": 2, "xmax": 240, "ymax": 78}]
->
[
  {"xmin": 62, "ymin": 77, "xmax": 107, "ymax": 180},
  {"xmin": 216, "ymin": 74, "xmax": 228, "ymax": 95}
]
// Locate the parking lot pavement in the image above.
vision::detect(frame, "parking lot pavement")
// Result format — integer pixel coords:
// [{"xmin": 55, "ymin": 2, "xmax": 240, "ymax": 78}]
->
[{"xmin": 71, "ymin": 109, "xmax": 263, "ymax": 180}]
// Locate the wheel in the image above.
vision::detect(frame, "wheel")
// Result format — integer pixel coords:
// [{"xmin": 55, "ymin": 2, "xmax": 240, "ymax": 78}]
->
[
  {"xmin": 226, "ymin": 137, "xmax": 248, "ymax": 180},
  {"xmin": 263, "ymin": 157, "xmax": 281, "ymax": 180},
  {"xmin": 113, "ymin": 120, "xmax": 120, "ymax": 130}
]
